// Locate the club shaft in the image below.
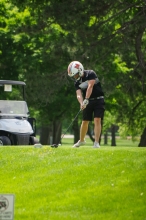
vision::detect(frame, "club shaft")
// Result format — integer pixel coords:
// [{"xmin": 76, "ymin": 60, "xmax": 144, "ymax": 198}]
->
[{"xmin": 60, "ymin": 109, "xmax": 81, "ymax": 142}]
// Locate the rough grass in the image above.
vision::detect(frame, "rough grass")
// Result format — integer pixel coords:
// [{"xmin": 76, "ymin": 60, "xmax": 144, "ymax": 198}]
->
[{"xmin": 0, "ymin": 139, "xmax": 146, "ymax": 220}]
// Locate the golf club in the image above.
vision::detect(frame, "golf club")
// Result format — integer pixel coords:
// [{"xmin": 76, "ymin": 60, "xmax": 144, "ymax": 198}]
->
[{"xmin": 51, "ymin": 109, "xmax": 82, "ymax": 148}]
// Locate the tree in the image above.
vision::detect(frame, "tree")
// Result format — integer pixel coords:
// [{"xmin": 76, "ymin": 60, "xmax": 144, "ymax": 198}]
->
[{"xmin": 1, "ymin": 0, "xmax": 146, "ymax": 145}]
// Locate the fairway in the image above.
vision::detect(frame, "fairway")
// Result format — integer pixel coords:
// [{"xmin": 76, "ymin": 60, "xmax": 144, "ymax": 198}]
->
[{"xmin": 0, "ymin": 139, "xmax": 146, "ymax": 220}]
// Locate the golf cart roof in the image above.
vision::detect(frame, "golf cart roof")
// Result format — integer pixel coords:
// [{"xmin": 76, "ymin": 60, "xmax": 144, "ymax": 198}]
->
[{"xmin": 0, "ymin": 80, "xmax": 26, "ymax": 86}]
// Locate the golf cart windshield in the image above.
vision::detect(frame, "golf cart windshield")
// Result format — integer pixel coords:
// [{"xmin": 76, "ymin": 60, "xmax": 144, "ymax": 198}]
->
[{"xmin": 0, "ymin": 100, "xmax": 29, "ymax": 117}]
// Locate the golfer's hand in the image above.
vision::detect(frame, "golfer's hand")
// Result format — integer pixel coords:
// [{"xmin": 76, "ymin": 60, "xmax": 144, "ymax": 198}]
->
[{"xmin": 81, "ymin": 99, "xmax": 89, "ymax": 110}]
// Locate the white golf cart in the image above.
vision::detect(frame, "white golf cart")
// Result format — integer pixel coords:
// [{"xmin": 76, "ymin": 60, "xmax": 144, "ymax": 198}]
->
[{"xmin": 0, "ymin": 80, "xmax": 40, "ymax": 146}]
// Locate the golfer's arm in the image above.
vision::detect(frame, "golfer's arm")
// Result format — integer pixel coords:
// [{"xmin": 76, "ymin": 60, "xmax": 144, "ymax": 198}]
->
[
  {"xmin": 76, "ymin": 89, "xmax": 83, "ymax": 105},
  {"xmin": 85, "ymin": 80, "xmax": 95, "ymax": 99}
]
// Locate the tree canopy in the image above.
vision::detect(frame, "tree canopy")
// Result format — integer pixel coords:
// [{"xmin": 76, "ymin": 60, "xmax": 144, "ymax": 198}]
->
[{"xmin": 0, "ymin": 0, "xmax": 146, "ymax": 145}]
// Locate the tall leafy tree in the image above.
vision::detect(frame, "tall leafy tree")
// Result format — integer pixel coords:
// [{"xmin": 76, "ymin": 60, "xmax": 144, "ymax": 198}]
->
[{"xmin": 1, "ymin": 0, "xmax": 146, "ymax": 145}]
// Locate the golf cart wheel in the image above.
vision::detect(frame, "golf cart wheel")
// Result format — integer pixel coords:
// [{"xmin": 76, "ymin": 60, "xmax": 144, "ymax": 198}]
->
[
  {"xmin": 0, "ymin": 136, "xmax": 11, "ymax": 146},
  {"xmin": 29, "ymin": 136, "xmax": 40, "ymax": 145}
]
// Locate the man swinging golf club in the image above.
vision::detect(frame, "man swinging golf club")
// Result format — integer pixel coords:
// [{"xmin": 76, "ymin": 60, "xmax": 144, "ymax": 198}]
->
[{"xmin": 68, "ymin": 61, "xmax": 105, "ymax": 148}]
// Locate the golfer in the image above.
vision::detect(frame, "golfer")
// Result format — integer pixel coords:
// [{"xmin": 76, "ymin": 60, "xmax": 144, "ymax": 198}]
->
[{"xmin": 68, "ymin": 61, "xmax": 105, "ymax": 148}]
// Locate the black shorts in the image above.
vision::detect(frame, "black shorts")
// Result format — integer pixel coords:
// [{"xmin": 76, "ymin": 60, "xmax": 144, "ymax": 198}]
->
[{"xmin": 82, "ymin": 99, "xmax": 105, "ymax": 121}]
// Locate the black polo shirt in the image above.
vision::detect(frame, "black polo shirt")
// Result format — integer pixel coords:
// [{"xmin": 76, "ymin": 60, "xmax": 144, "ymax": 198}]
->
[{"xmin": 74, "ymin": 70, "xmax": 104, "ymax": 99}]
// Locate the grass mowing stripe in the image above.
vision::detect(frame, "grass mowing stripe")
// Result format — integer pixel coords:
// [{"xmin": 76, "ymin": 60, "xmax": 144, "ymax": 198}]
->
[{"xmin": 0, "ymin": 145, "xmax": 146, "ymax": 220}]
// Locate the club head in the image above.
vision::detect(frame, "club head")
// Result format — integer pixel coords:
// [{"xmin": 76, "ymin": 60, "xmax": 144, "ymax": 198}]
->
[{"xmin": 50, "ymin": 144, "xmax": 58, "ymax": 148}]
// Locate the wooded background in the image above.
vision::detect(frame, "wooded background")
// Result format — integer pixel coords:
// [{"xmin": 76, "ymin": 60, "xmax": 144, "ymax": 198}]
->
[{"xmin": 0, "ymin": 0, "xmax": 146, "ymax": 146}]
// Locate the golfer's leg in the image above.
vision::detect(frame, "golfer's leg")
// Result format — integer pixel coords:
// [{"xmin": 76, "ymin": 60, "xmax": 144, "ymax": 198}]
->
[
  {"xmin": 80, "ymin": 120, "xmax": 89, "ymax": 142},
  {"xmin": 94, "ymin": 117, "xmax": 101, "ymax": 142}
]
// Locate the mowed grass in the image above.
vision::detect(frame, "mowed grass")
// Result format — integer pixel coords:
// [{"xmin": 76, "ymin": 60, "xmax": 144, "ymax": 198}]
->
[{"xmin": 0, "ymin": 138, "xmax": 146, "ymax": 220}]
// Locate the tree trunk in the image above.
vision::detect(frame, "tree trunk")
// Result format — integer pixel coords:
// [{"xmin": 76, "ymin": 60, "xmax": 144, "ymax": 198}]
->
[
  {"xmin": 40, "ymin": 126, "xmax": 50, "ymax": 145},
  {"xmin": 72, "ymin": 117, "xmax": 80, "ymax": 144},
  {"xmin": 53, "ymin": 120, "xmax": 62, "ymax": 144},
  {"xmin": 111, "ymin": 124, "xmax": 116, "ymax": 146},
  {"xmin": 104, "ymin": 131, "xmax": 108, "ymax": 145},
  {"xmin": 138, "ymin": 127, "xmax": 146, "ymax": 147},
  {"xmin": 87, "ymin": 125, "xmax": 95, "ymax": 142}
]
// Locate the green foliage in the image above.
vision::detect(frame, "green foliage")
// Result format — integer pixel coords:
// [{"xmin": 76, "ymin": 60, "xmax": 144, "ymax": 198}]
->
[
  {"xmin": 102, "ymin": 111, "xmax": 117, "ymax": 132},
  {"xmin": 0, "ymin": 0, "xmax": 146, "ymax": 141}
]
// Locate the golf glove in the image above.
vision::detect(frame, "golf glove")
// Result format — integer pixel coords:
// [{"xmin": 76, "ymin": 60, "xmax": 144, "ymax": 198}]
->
[{"xmin": 81, "ymin": 98, "xmax": 89, "ymax": 109}]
